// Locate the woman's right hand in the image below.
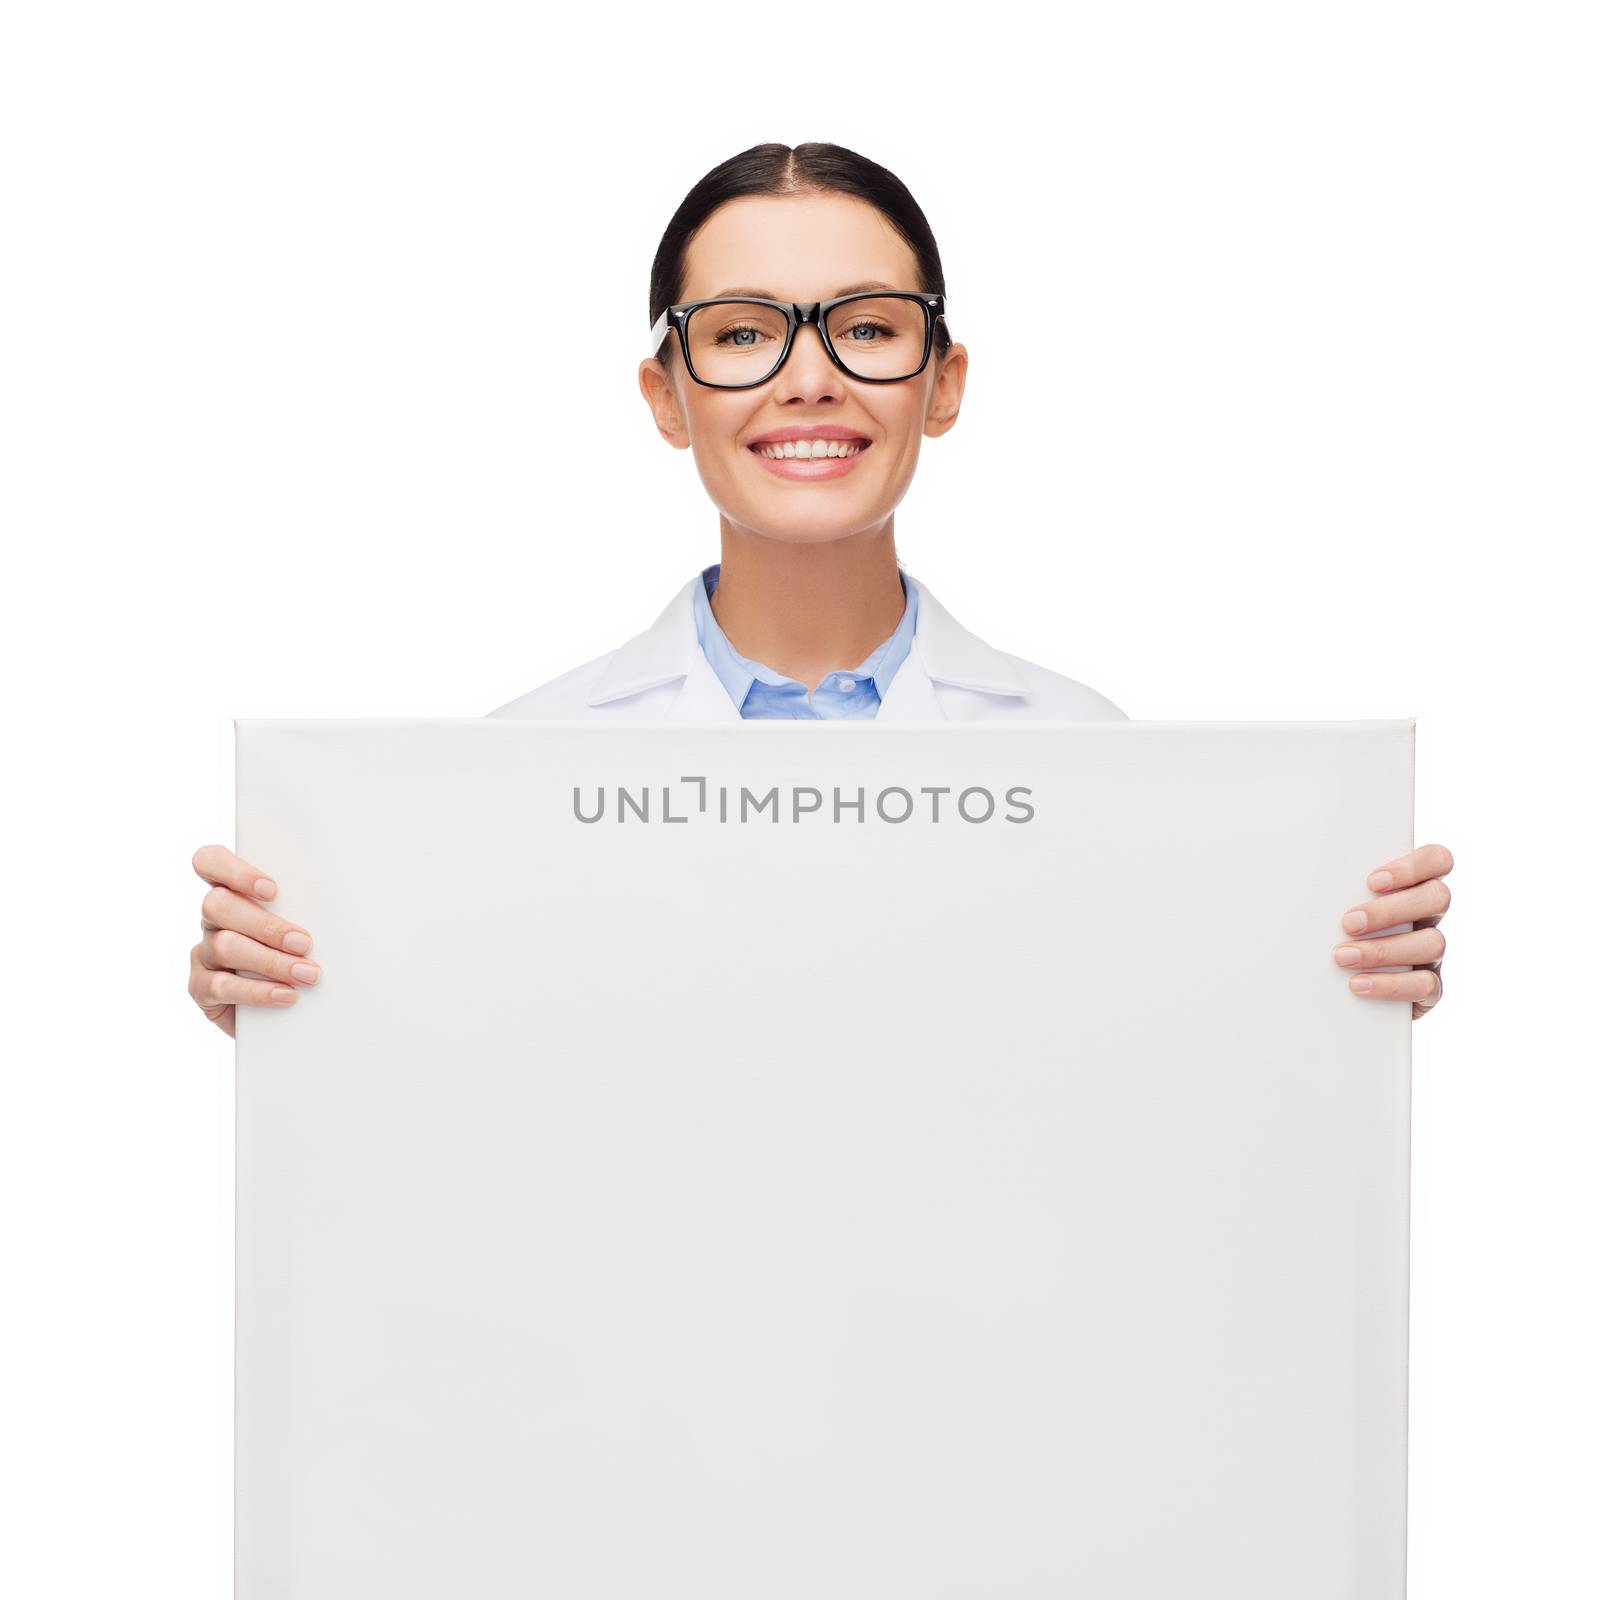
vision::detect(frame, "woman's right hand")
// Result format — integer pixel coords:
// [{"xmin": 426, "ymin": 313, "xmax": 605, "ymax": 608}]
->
[{"xmin": 189, "ymin": 845, "xmax": 321, "ymax": 1037}]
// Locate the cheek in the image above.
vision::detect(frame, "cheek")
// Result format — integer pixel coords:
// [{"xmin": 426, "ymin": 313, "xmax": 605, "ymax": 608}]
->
[
  {"xmin": 685, "ymin": 394, "xmax": 756, "ymax": 460},
  {"xmin": 870, "ymin": 400, "xmax": 929, "ymax": 466},
  {"xmin": 870, "ymin": 387, "xmax": 932, "ymax": 446}
]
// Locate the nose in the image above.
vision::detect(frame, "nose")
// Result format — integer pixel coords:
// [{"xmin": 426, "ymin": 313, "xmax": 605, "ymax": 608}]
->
[{"xmin": 772, "ymin": 320, "xmax": 846, "ymax": 402}]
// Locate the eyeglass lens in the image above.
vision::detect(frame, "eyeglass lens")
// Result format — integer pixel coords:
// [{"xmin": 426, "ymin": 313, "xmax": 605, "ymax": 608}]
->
[{"xmin": 685, "ymin": 298, "xmax": 928, "ymax": 385}]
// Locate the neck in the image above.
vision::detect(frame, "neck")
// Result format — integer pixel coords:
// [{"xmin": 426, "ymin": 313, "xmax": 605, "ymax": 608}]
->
[{"xmin": 708, "ymin": 520, "xmax": 907, "ymax": 693}]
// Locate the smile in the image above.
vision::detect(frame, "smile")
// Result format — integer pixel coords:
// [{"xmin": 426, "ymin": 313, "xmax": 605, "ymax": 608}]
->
[
  {"xmin": 753, "ymin": 439, "xmax": 866, "ymax": 459},
  {"xmin": 747, "ymin": 438, "xmax": 872, "ymax": 480}
]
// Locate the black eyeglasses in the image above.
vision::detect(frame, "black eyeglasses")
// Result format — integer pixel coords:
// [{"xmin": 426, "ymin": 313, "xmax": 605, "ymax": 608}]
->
[{"xmin": 648, "ymin": 292, "xmax": 949, "ymax": 389}]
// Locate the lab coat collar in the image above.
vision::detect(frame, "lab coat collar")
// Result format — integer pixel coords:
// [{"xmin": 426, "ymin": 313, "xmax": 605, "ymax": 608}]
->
[{"xmin": 584, "ymin": 567, "xmax": 1030, "ymax": 721}]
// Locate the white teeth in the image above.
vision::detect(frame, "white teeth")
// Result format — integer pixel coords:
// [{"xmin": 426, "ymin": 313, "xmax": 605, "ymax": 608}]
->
[{"xmin": 755, "ymin": 439, "xmax": 865, "ymax": 459}]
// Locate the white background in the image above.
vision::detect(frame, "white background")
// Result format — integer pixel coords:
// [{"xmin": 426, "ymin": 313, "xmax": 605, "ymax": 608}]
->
[{"xmin": 2, "ymin": 2, "xmax": 1594, "ymax": 1595}]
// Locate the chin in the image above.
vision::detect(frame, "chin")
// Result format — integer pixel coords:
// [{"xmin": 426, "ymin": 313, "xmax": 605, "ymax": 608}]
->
[{"xmin": 739, "ymin": 500, "xmax": 888, "ymax": 545}]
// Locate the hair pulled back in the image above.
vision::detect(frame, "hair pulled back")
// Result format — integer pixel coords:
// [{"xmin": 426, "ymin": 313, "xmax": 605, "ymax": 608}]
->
[{"xmin": 648, "ymin": 142, "xmax": 952, "ymax": 359}]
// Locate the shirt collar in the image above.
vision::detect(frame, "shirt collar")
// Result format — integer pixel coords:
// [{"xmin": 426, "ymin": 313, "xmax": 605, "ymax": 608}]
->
[
  {"xmin": 582, "ymin": 565, "xmax": 1029, "ymax": 710},
  {"xmin": 691, "ymin": 561, "xmax": 920, "ymax": 714}
]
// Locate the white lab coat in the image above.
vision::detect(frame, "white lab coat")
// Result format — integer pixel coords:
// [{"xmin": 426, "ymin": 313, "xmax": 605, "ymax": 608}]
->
[{"xmin": 487, "ymin": 568, "xmax": 1128, "ymax": 723}]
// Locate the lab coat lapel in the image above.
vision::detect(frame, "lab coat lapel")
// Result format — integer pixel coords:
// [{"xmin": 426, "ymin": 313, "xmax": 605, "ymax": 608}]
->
[
  {"xmin": 584, "ymin": 574, "xmax": 740, "ymax": 722},
  {"xmin": 666, "ymin": 647, "xmax": 744, "ymax": 721},
  {"xmin": 873, "ymin": 631, "xmax": 946, "ymax": 720},
  {"xmin": 878, "ymin": 572, "xmax": 1029, "ymax": 720}
]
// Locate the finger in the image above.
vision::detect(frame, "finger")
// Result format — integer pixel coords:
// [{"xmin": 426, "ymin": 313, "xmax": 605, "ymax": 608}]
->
[
  {"xmin": 199, "ymin": 927, "xmax": 321, "ymax": 988},
  {"xmin": 1346, "ymin": 967, "xmax": 1444, "ymax": 1005},
  {"xmin": 1413, "ymin": 968, "xmax": 1445, "ymax": 1017},
  {"xmin": 1366, "ymin": 842, "xmax": 1454, "ymax": 893},
  {"xmin": 1340, "ymin": 877, "xmax": 1451, "ymax": 935},
  {"xmin": 189, "ymin": 942, "xmax": 300, "ymax": 1012},
  {"xmin": 192, "ymin": 842, "xmax": 280, "ymax": 903},
  {"xmin": 199, "ymin": 882, "xmax": 314, "ymax": 957},
  {"xmin": 1332, "ymin": 928, "xmax": 1446, "ymax": 969}
]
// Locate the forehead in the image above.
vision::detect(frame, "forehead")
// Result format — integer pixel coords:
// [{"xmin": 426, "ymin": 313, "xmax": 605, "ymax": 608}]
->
[{"xmin": 679, "ymin": 192, "xmax": 922, "ymax": 303}]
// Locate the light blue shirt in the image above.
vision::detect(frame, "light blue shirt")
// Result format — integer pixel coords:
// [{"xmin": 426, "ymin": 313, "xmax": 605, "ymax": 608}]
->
[{"xmin": 691, "ymin": 562, "xmax": 919, "ymax": 720}]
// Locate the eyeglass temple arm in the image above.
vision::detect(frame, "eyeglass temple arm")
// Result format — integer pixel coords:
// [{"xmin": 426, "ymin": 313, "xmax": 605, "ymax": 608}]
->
[{"xmin": 647, "ymin": 309, "xmax": 671, "ymax": 359}]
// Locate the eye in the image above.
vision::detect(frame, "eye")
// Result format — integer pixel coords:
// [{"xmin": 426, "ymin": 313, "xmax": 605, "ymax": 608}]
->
[
  {"xmin": 713, "ymin": 323, "xmax": 772, "ymax": 348},
  {"xmin": 840, "ymin": 319, "xmax": 895, "ymax": 343}
]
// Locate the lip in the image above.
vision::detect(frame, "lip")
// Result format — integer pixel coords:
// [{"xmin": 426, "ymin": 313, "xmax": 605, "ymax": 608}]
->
[
  {"xmin": 745, "ymin": 423, "xmax": 872, "ymax": 447},
  {"xmin": 745, "ymin": 423, "xmax": 873, "ymax": 481}
]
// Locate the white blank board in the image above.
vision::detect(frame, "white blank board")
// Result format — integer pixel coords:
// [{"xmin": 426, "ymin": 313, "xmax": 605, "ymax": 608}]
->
[{"xmin": 234, "ymin": 720, "xmax": 1414, "ymax": 1599}]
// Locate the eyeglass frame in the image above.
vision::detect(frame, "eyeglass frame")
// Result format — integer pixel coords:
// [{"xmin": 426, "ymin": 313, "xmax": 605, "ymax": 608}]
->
[{"xmin": 647, "ymin": 291, "xmax": 949, "ymax": 389}]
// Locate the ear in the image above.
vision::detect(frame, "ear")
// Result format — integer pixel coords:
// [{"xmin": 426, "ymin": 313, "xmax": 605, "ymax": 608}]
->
[
  {"xmin": 639, "ymin": 359, "xmax": 692, "ymax": 450},
  {"xmin": 923, "ymin": 341, "xmax": 968, "ymax": 440}
]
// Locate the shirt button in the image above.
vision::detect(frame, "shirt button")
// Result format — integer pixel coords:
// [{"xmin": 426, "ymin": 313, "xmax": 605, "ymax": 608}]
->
[{"xmin": 839, "ymin": 678, "xmax": 856, "ymax": 692}]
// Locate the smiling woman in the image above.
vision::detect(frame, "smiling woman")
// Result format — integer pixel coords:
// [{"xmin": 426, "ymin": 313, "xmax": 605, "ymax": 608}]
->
[
  {"xmin": 188, "ymin": 139, "xmax": 1454, "ymax": 1030},
  {"xmin": 491, "ymin": 146, "xmax": 1115, "ymax": 726}
]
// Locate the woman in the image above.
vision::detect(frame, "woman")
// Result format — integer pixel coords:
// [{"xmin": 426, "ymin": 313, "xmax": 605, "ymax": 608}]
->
[{"xmin": 188, "ymin": 141, "xmax": 1453, "ymax": 1034}]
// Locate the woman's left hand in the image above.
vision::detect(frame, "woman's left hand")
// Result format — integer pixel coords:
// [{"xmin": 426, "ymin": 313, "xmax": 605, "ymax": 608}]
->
[{"xmin": 1332, "ymin": 843, "xmax": 1453, "ymax": 1019}]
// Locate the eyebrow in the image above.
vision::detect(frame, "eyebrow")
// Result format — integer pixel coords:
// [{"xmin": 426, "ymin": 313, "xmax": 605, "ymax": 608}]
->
[{"xmin": 708, "ymin": 281, "xmax": 904, "ymax": 299}]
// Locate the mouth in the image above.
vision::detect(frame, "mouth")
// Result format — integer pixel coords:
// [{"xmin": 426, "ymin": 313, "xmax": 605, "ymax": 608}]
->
[{"xmin": 746, "ymin": 435, "xmax": 872, "ymax": 481}]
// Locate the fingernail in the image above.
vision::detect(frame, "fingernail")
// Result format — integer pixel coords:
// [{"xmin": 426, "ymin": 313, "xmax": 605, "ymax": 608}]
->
[
  {"xmin": 1350, "ymin": 977, "xmax": 1374, "ymax": 993},
  {"xmin": 270, "ymin": 987, "xmax": 297, "ymax": 1004},
  {"xmin": 1341, "ymin": 910, "xmax": 1368, "ymax": 934},
  {"xmin": 1334, "ymin": 945, "xmax": 1363, "ymax": 966},
  {"xmin": 282, "ymin": 931, "xmax": 312, "ymax": 955},
  {"xmin": 1368, "ymin": 870, "xmax": 1393, "ymax": 891},
  {"xmin": 291, "ymin": 963, "xmax": 320, "ymax": 985},
  {"xmin": 255, "ymin": 878, "xmax": 278, "ymax": 899}
]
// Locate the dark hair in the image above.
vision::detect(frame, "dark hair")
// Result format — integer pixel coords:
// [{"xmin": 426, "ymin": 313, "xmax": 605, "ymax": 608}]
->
[{"xmin": 648, "ymin": 141, "xmax": 952, "ymax": 362}]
